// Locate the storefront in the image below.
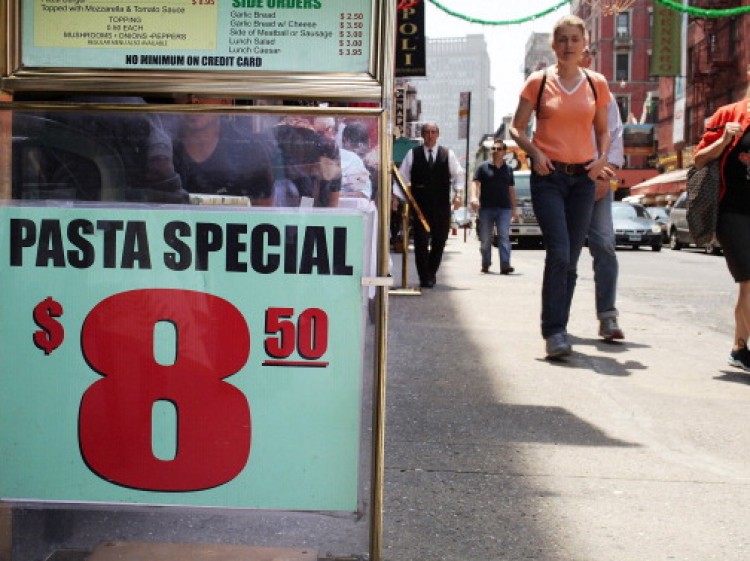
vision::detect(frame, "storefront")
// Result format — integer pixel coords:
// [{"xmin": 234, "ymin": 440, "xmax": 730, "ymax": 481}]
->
[
  {"xmin": 626, "ymin": 168, "xmax": 688, "ymax": 206},
  {"xmin": 1, "ymin": 1, "xmax": 395, "ymax": 559}
]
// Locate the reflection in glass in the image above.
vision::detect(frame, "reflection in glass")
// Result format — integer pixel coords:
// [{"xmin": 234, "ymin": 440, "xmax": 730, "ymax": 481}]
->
[{"xmin": 7, "ymin": 106, "xmax": 381, "ymax": 210}]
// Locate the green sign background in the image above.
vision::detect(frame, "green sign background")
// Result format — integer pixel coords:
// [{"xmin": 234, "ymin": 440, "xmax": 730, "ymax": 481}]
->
[{"xmin": 0, "ymin": 205, "xmax": 366, "ymax": 510}]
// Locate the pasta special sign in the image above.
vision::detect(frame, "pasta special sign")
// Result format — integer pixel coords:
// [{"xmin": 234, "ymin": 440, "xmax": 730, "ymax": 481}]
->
[{"xmin": 0, "ymin": 204, "xmax": 366, "ymax": 510}]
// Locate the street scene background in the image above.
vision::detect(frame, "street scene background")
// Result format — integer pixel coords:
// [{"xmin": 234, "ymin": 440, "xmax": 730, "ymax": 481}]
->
[{"xmin": 384, "ymin": 234, "xmax": 750, "ymax": 561}]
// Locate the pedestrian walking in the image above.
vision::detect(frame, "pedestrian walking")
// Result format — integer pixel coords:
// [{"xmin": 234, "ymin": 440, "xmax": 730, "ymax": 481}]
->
[
  {"xmin": 509, "ymin": 15, "xmax": 612, "ymax": 358},
  {"xmin": 579, "ymin": 47, "xmax": 626, "ymax": 341},
  {"xmin": 398, "ymin": 122, "xmax": 464, "ymax": 288},
  {"xmin": 693, "ymin": 64, "xmax": 750, "ymax": 370},
  {"xmin": 470, "ymin": 140, "xmax": 518, "ymax": 274}
]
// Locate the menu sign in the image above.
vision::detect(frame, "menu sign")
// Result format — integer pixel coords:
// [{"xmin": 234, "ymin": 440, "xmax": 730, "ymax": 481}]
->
[{"xmin": 21, "ymin": 0, "xmax": 373, "ymax": 73}]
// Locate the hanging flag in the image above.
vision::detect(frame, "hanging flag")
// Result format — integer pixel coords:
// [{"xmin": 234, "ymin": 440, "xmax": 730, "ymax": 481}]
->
[{"xmin": 651, "ymin": 2, "xmax": 682, "ymax": 76}]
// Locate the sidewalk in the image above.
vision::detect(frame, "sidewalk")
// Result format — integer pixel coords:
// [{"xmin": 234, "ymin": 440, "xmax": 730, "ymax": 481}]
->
[{"xmin": 383, "ymin": 232, "xmax": 750, "ymax": 561}]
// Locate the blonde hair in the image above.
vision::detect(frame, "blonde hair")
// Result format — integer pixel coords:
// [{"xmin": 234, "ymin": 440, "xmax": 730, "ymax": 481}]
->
[{"xmin": 552, "ymin": 15, "xmax": 588, "ymax": 43}]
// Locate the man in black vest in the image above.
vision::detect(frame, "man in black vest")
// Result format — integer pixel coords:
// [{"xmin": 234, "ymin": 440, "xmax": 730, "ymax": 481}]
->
[{"xmin": 399, "ymin": 122, "xmax": 464, "ymax": 288}]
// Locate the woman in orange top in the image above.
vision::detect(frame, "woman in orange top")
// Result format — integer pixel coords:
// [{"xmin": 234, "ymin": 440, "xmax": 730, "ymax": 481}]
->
[{"xmin": 510, "ymin": 15, "xmax": 613, "ymax": 359}]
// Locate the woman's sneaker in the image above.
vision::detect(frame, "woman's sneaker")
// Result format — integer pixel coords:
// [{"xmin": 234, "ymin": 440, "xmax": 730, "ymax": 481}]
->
[
  {"xmin": 545, "ymin": 332, "xmax": 571, "ymax": 359},
  {"xmin": 728, "ymin": 346, "xmax": 750, "ymax": 371},
  {"xmin": 599, "ymin": 317, "xmax": 624, "ymax": 340}
]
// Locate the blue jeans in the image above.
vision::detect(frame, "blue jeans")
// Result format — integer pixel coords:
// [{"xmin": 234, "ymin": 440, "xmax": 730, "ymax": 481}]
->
[
  {"xmin": 531, "ymin": 171, "xmax": 595, "ymax": 338},
  {"xmin": 479, "ymin": 207, "xmax": 512, "ymax": 269},
  {"xmin": 588, "ymin": 188, "xmax": 618, "ymax": 319}
]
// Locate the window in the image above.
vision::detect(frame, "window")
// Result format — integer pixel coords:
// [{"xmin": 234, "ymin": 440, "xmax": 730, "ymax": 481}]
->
[
  {"xmin": 615, "ymin": 95, "xmax": 629, "ymax": 124},
  {"xmin": 615, "ymin": 52, "xmax": 630, "ymax": 82},
  {"xmin": 616, "ymin": 12, "xmax": 630, "ymax": 37},
  {"xmin": 648, "ymin": 8, "xmax": 653, "ymax": 37}
]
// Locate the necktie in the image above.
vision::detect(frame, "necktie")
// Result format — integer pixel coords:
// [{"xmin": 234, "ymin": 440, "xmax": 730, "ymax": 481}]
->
[{"xmin": 428, "ymin": 149, "xmax": 434, "ymax": 168}]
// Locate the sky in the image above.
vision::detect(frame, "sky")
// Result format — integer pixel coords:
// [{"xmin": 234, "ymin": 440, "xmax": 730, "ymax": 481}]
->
[{"xmin": 422, "ymin": 0, "xmax": 570, "ymax": 127}]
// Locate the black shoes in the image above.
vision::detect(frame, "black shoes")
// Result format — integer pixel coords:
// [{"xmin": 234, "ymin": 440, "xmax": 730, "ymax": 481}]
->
[
  {"xmin": 500, "ymin": 266, "xmax": 515, "ymax": 275},
  {"xmin": 481, "ymin": 266, "xmax": 489, "ymax": 273},
  {"xmin": 420, "ymin": 274, "xmax": 436, "ymax": 288},
  {"xmin": 728, "ymin": 346, "xmax": 750, "ymax": 371}
]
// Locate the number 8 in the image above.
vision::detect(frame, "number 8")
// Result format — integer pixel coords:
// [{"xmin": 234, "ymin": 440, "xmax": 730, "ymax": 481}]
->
[{"xmin": 79, "ymin": 289, "xmax": 251, "ymax": 491}]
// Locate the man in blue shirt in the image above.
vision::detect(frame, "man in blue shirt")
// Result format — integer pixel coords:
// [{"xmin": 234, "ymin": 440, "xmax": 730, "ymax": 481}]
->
[{"xmin": 470, "ymin": 140, "xmax": 518, "ymax": 274}]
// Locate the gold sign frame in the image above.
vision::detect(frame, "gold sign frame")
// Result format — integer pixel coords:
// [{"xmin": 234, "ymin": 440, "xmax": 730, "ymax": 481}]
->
[{"xmin": 1, "ymin": 0, "xmax": 391, "ymax": 100}]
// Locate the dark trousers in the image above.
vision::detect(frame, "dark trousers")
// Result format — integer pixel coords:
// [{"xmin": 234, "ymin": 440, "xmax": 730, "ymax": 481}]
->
[{"xmin": 412, "ymin": 205, "xmax": 451, "ymax": 283}]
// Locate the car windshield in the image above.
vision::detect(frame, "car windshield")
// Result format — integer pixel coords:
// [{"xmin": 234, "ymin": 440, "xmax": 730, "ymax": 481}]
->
[{"xmin": 613, "ymin": 204, "xmax": 650, "ymax": 219}]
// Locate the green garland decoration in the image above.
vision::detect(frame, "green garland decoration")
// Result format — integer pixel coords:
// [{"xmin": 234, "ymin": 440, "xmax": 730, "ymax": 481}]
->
[
  {"xmin": 426, "ymin": 0, "xmax": 750, "ymax": 25},
  {"xmin": 425, "ymin": 0, "xmax": 571, "ymax": 25},
  {"xmin": 653, "ymin": 0, "xmax": 750, "ymax": 18}
]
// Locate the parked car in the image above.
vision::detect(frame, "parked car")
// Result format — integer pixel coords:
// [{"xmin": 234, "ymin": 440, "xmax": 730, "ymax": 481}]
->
[
  {"xmin": 645, "ymin": 206, "xmax": 670, "ymax": 243},
  {"xmin": 611, "ymin": 201, "xmax": 663, "ymax": 251},
  {"xmin": 667, "ymin": 191, "xmax": 722, "ymax": 254},
  {"xmin": 508, "ymin": 171, "xmax": 543, "ymax": 248}
]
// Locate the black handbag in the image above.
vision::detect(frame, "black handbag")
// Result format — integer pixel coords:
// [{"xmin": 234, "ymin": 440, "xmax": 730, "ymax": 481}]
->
[{"xmin": 686, "ymin": 159, "xmax": 720, "ymax": 246}]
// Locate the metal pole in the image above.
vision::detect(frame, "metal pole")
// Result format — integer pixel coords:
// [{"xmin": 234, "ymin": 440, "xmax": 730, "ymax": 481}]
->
[{"xmin": 463, "ymin": 92, "xmax": 472, "ymax": 242}]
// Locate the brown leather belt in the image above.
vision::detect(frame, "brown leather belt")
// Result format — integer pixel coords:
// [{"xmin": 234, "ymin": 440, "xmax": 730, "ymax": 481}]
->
[{"xmin": 551, "ymin": 161, "xmax": 592, "ymax": 176}]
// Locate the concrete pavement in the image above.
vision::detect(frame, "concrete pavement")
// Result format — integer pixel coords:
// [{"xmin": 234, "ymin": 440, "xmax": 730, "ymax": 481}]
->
[{"xmin": 383, "ymin": 231, "xmax": 750, "ymax": 561}]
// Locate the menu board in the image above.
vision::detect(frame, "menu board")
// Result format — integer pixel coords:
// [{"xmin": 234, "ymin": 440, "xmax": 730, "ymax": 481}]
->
[{"xmin": 20, "ymin": 0, "xmax": 373, "ymax": 73}]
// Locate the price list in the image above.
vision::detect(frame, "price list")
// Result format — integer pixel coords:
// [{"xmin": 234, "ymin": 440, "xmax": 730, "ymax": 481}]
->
[
  {"xmin": 22, "ymin": 0, "xmax": 374, "ymax": 73},
  {"xmin": 339, "ymin": 11, "xmax": 365, "ymax": 57}
]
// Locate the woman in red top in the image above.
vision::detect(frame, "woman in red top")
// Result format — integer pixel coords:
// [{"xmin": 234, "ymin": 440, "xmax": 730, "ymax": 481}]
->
[
  {"xmin": 694, "ymin": 66, "xmax": 750, "ymax": 370},
  {"xmin": 510, "ymin": 15, "xmax": 613, "ymax": 359}
]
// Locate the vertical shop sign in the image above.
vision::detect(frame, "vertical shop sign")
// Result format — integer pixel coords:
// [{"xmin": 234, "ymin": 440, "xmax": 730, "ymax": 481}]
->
[
  {"xmin": 651, "ymin": 1, "xmax": 681, "ymax": 77},
  {"xmin": 395, "ymin": 0, "xmax": 425, "ymax": 77},
  {"xmin": 394, "ymin": 87, "xmax": 405, "ymax": 136},
  {"xmin": 458, "ymin": 92, "xmax": 470, "ymax": 140}
]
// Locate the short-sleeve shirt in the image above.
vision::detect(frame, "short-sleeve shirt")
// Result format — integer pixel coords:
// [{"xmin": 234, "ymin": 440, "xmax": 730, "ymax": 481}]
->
[
  {"xmin": 174, "ymin": 119, "xmax": 274, "ymax": 201},
  {"xmin": 521, "ymin": 68, "xmax": 611, "ymax": 163},
  {"xmin": 473, "ymin": 161, "xmax": 514, "ymax": 209},
  {"xmin": 722, "ymin": 128, "xmax": 750, "ymax": 214}
]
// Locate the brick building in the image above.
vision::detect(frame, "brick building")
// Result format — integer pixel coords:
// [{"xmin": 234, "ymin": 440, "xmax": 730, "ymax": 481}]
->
[
  {"xmin": 572, "ymin": 0, "xmax": 660, "ymax": 187},
  {"xmin": 656, "ymin": 2, "xmax": 750, "ymax": 170}
]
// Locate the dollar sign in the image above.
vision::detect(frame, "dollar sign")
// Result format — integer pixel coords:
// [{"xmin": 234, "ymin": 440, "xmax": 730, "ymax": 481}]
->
[{"xmin": 33, "ymin": 297, "xmax": 65, "ymax": 355}]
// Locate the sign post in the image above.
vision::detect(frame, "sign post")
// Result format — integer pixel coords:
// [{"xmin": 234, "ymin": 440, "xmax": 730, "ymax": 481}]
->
[{"xmin": 458, "ymin": 91, "xmax": 472, "ymax": 241}]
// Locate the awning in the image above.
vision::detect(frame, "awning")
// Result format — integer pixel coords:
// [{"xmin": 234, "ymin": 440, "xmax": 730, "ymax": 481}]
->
[{"xmin": 629, "ymin": 168, "xmax": 688, "ymax": 196}]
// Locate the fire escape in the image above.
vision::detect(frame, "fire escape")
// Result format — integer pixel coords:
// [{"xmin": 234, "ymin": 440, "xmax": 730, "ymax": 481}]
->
[{"xmin": 688, "ymin": 8, "xmax": 740, "ymax": 144}]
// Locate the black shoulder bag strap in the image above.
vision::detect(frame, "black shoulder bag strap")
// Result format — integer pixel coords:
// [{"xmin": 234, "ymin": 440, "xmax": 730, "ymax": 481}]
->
[
  {"xmin": 534, "ymin": 70, "xmax": 547, "ymax": 117},
  {"xmin": 582, "ymin": 69, "xmax": 598, "ymax": 105}
]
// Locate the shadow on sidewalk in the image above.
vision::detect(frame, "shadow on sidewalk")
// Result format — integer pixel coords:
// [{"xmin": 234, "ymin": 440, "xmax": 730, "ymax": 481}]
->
[{"xmin": 385, "ymin": 247, "xmax": 639, "ymax": 561}]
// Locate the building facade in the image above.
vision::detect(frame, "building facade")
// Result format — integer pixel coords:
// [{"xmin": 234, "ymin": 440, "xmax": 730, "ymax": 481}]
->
[
  {"xmin": 656, "ymin": 2, "xmax": 750, "ymax": 170},
  {"xmin": 399, "ymin": 34, "xmax": 495, "ymax": 167},
  {"xmin": 524, "ymin": 32, "xmax": 555, "ymax": 77},
  {"xmin": 573, "ymin": 0, "xmax": 660, "ymax": 170}
]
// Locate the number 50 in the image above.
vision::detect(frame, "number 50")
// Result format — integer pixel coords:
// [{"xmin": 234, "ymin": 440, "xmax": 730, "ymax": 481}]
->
[{"xmin": 264, "ymin": 307, "xmax": 329, "ymax": 361}]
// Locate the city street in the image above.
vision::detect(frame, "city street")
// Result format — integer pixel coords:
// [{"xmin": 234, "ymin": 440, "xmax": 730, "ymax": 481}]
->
[
  {"xmin": 10, "ymin": 231, "xmax": 750, "ymax": 561},
  {"xmin": 384, "ymin": 232, "xmax": 750, "ymax": 561}
]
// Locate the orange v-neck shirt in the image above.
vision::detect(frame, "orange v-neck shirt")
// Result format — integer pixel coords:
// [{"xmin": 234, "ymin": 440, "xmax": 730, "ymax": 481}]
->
[{"xmin": 521, "ymin": 68, "xmax": 611, "ymax": 163}]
